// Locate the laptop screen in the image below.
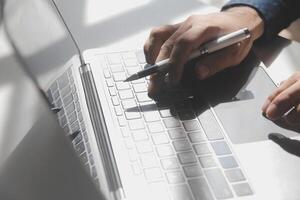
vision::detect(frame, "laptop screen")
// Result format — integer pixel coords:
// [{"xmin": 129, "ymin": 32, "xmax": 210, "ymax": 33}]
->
[{"xmin": 3, "ymin": 0, "xmax": 80, "ymax": 89}]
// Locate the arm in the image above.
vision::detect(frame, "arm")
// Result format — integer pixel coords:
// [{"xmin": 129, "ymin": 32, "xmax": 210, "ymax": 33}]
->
[{"xmin": 223, "ymin": 0, "xmax": 300, "ymax": 40}]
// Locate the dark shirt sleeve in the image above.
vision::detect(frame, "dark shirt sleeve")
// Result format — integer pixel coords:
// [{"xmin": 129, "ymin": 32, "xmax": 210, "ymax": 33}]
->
[{"xmin": 222, "ymin": 0, "xmax": 300, "ymax": 40}]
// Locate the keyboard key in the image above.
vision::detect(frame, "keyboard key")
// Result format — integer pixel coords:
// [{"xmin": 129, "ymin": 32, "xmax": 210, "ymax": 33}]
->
[
  {"xmin": 166, "ymin": 171, "xmax": 185, "ymax": 184},
  {"xmin": 59, "ymin": 115, "xmax": 67, "ymax": 126},
  {"xmin": 120, "ymin": 128, "xmax": 130, "ymax": 137},
  {"xmin": 140, "ymin": 153, "xmax": 157, "ymax": 168},
  {"xmin": 211, "ymin": 141, "xmax": 231, "ymax": 156},
  {"xmin": 75, "ymin": 141, "xmax": 85, "ymax": 155},
  {"xmin": 178, "ymin": 110, "xmax": 196, "ymax": 121},
  {"xmin": 132, "ymin": 78, "xmax": 145, "ymax": 84},
  {"xmin": 128, "ymin": 149, "xmax": 138, "ymax": 161},
  {"xmin": 91, "ymin": 166, "xmax": 97, "ymax": 178},
  {"xmin": 68, "ymin": 111, "xmax": 77, "ymax": 125},
  {"xmin": 116, "ymin": 82, "xmax": 130, "ymax": 90},
  {"xmin": 198, "ymin": 109, "xmax": 223, "ymax": 140},
  {"xmin": 106, "ymin": 78, "xmax": 114, "ymax": 87},
  {"xmin": 131, "ymin": 162, "xmax": 142, "ymax": 175},
  {"xmin": 173, "ymin": 140, "xmax": 192, "ymax": 152},
  {"xmin": 199, "ymin": 156, "xmax": 217, "ymax": 168},
  {"xmin": 143, "ymin": 111, "xmax": 160, "ymax": 122},
  {"xmin": 174, "ymin": 100, "xmax": 192, "ymax": 111},
  {"xmin": 151, "ymin": 133, "xmax": 169, "ymax": 145},
  {"xmin": 225, "ymin": 168, "xmax": 245, "ymax": 182},
  {"xmin": 136, "ymin": 141, "xmax": 153, "ymax": 153},
  {"xmin": 63, "ymin": 93, "xmax": 73, "ymax": 106},
  {"xmin": 135, "ymin": 50, "xmax": 146, "ymax": 64},
  {"xmin": 139, "ymin": 102, "xmax": 158, "ymax": 112},
  {"xmin": 60, "ymin": 85, "xmax": 71, "ymax": 98},
  {"xmin": 163, "ymin": 117, "xmax": 181, "ymax": 128},
  {"xmin": 66, "ymin": 102, "xmax": 76, "ymax": 116},
  {"xmin": 218, "ymin": 156, "xmax": 238, "ymax": 169},
  {"xmin": 122, "ymin": 52, "xmax": 136, "ymax": 59},
  {"xmin": 147, "ymin": 122, "xmax": 164, "ymax": 133},
  {"xmin": 183, "ymin": 165, "xmax": 203, "ymax": 178},
  {"xmin": 159, "ymin": 108, "xmax": 173, "ymax": 118},
  {"xmin": 108, "ymin": 87, "xmax": 117, "ymax": 96},
  {"xmin": 124, "ymin": 58, "xmax": 138, "ymax": 67},
  {"xmin": 204, "ymin": 168, "xmax": 233, "ymax": 199},
  {"xmin": 53, "ymin": 91, "xmax": 60, "ymax": 100},
  {"xmin": 82, "ymin": 131, "xmax": 89, "ymax": 142},
  {"xmin": 132, "ymin": 130, "xmax": 148, "ymax": 141},
  {"xmin": 86, "ymin": 142, "xmax": 91, "ymax": 153},
  {"xmin": 128, "ymin": 119, "xmax": 145, "ymax": 130},
  {"xmin": 126, "ymin": 67, "xmax": 141, "ymax": 76},
  {"xmin": 58, "ymin": 72, "xmax": 69, "ymax": 89},
  {"xmin": 111, "ymin": 96, "xmax": 120, "ymax": 106},
  {"xmin": 114, "ymin": 106, "xmax": 123, "ymax": 116},
  {"xmin": 169, "ymin": 185, "xmax": 194, "ymax": 200},
  {"xmin": 122, "ymin": 99, "xmax": 137, "ymax": 110},
  {"xmin": 107, "ymin": 54, "xmax": 122, "ymax": 65},
  {"xmin": 71, "ymin": 121, "xmax": 80, "ymax": 132},
  {"xmin": 178, "ymin": 151, "xmax": 197, "ymax": 164},
  {"xmin": 188, "ymin": 177, "xmax": 214, "ymax": 200},
  {"xmin": 156, "ymin": 145, "xmax": 175, "ymax": 157},
  {"xmin": 63, "ymin": 124, "xmax": 70, "ymax": 134},
  {"xmin": 118, "ymin": 116, "xmax": 127, "ymax": 127},
  {"xmin": 188, "ymin": 131, "xmax": 206, "ymax": 143},
  {"xmin": 144, "ymin": 168, "xmax": 162, "ymax": 182},
  {"xmin": 80, "ymin": 152, "xmax": 88, "ymax": 164},
  {"xmin": 103, "ymin": 69, "xmax": 111, "ymax": 78},
  {"xmin": 89, "ymin": 154, "xmax": 95, "ymax": 165},
  {"xmin": 136, "ymin": 92, "xmax": 152, "ymax": 102},
  {"xmin": 168, "ymin": 128, "xmax": 186, "ymax": 140},
  {"xmin": 193, "ymin": 143, "xmax": 210, "ymax": 155},
  {"xmin": 50, "ymin": 81, "xmax": 58, "ymax": 92},
  {"xmin": 73, "ymin": 132, "xmax": 83, "ymax": 145},
  {"xmin": 112, "ymin": 72, "xmax": 127, "ymax": 82},
  {"xmin": 233, "ymin": 183, "xmax": 253, "ymax": 196},
  {"xmin": 110, "ymin": 64, "xmax": 124, "ymax": 73},
  {"xmin": 160, "ymin": 157, "xmax": 179, "ymax": 170},
  {"xmin": 133, "ymin": 83, "xmax": 147, "ymax": 93},
  {"xmin": 182, "ymin": 120, "xmax": 201, "ymax": 132},
  {"xmin": 119, "ymin": 90, "xmax": 134, "ymax": 100},
  {"xmin": 125, "ymin": 111, "xmax": 141, "ymax": 119},
  {"xmin": 124, "ymin": 138, "xmax": 135, "ymax": 149}
]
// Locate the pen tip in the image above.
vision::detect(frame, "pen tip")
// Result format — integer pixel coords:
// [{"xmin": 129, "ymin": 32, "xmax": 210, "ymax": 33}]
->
[{"xmin": 124, "ymin": 74, "xmax": 139, "ymax": 82}]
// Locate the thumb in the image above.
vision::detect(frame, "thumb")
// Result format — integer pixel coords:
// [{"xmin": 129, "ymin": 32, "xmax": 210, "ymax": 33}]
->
[{"xmin": 195, "ymin": 39, "xmax": 251, "ymax": 80}]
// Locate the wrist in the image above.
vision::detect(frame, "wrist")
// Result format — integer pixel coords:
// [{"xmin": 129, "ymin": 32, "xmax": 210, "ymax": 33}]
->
[{"xmin": 224, "ymin": 6, "xmax": 264, "ymax": 41}]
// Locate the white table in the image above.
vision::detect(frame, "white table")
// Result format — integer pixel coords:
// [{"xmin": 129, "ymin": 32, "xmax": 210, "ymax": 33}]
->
[{"xmin": 0, "ymin": 0, "xmax": 299, "ymax": 166}]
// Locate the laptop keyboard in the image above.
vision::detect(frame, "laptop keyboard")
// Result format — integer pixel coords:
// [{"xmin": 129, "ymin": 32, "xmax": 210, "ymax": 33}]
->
[
  {"xmin": 99, "ymin": 51, "xmax": 253, "ymax": 200},
  {"xmin": 46, "ymin": 68, "xmax": 99, "ymax": 185}
]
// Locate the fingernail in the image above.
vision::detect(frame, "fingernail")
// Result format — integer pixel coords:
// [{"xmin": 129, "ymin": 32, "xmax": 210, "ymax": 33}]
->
[
  {"xmin": 265, "ymin": 103, "xmax": 278, "ymax": 120},
  {"xmin": 197, "ymin": 65, "xmax": 210, "ymax": 80},
  {"xmin": 261, "ymin": 99, "xmax": 270, "ymax": 112}
]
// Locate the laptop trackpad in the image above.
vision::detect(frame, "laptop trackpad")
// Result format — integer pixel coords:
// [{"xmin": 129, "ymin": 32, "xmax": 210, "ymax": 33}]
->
[{"xmin": 207, "ymin": 67, "xmax": 300, "ymax": 144}]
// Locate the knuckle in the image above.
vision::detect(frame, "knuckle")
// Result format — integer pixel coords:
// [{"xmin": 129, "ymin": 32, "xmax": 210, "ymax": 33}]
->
[
  {"xmin": 273, "ymin": 93, "xmax": 290, "ymax": 106},
  {"xmin": 150, "ymin": 26, "xmax": 164, "ymax": 38},
  {"xmin": 175, "ymin": 36, "xmax": 193, "ymax": 48}
]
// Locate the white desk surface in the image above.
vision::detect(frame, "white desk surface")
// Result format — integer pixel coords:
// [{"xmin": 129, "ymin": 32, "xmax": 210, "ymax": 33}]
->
[{"xmin": 0, "ymin": 0, "xmax": 299, "ymax": 165}]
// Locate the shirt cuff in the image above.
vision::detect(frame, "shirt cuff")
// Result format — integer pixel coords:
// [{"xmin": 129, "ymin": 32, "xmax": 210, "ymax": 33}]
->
[{"xmin": 222, "ymin": 0, "xmax": 290, "ymax": 41}]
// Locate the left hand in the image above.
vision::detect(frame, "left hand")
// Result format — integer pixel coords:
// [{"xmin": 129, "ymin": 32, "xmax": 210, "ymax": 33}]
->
[{"xmin": 262, "ymin": 72, "xmax": 300, "ymax": 124}]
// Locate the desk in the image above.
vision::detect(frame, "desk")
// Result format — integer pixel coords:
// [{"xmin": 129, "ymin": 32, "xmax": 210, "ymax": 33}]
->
[{"xmin": 0, "ymin": 0, "xmax": 299, "ymax": 166}]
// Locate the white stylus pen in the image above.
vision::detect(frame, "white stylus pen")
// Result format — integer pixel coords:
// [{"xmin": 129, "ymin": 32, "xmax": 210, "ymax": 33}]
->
[{"xmin": 124, "ymin": 28, "xmax": 250, "ymax": 82}]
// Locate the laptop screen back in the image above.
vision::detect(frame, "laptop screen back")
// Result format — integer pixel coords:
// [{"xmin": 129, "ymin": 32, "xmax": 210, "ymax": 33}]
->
[{"xmin": 3, "ymin": 0, "xmax": 79, "ymax": 89}]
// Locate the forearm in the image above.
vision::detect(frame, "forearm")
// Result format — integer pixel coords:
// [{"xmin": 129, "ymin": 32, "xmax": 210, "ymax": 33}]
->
[{"xmin": 223, "ymin": 0, "xmax": 300, "ymax": 40}]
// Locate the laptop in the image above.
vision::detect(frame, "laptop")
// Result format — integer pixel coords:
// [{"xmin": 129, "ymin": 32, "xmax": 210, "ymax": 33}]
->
[{"xmin": 3, "ymin": 0, "xmax": 300, "ymax": 199}]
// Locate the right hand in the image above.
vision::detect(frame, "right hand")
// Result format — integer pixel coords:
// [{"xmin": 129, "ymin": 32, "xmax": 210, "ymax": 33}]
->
[{"xmin": 144, "ymin": 7, "xmax": 264, "ymax": 99}]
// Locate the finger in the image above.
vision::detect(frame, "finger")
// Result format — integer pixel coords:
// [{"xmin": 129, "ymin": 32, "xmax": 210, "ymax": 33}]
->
[
  {"xmin": 262, "ymin": 75, "xmax": 299, "ymax": 113},
  {"xmin": 169, "ymin": 26, "xmax": 221, "ymax": 84},
  {"xmin": 155, "ymin": 22, "xmax": 191, "ymax": 62},
  {"xmin": 194, "ymin": 38, "xmax": 251, "ymax": 80},
  {"xmin": 147, "ymin": 72, "xmax": 167, "ymax": 99},
  {"xmin": 265, "ymin": 81, "xmax": 300, "ymax": 120},
  {"xmin": 144, "ymin": 24, "xmax": 180, "ymax": 64},
  {"xmin": 284, "ymin": 104, "xmax": 300, "ymax": 125}
]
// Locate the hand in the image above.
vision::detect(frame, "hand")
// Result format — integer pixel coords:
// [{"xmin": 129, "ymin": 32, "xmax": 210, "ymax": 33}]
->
[
  {"xmin": 144, "ymin": 7, "xmax": 264, "ymax": 99},
  {"xmin": 262, "ymin": 72, "xmax": 300, "ymax": 124}
]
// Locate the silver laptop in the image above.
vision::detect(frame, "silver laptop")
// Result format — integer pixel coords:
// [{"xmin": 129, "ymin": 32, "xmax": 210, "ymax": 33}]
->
[{"xmin": 3, "ymin": 0, "xmax": 300, "ymax": 199}]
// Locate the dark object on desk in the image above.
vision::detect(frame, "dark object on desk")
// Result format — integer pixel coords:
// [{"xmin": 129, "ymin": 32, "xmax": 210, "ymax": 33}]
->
[{"xmin": 269, "ymin": 133, "xmax": 300, "ymax": 157}]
